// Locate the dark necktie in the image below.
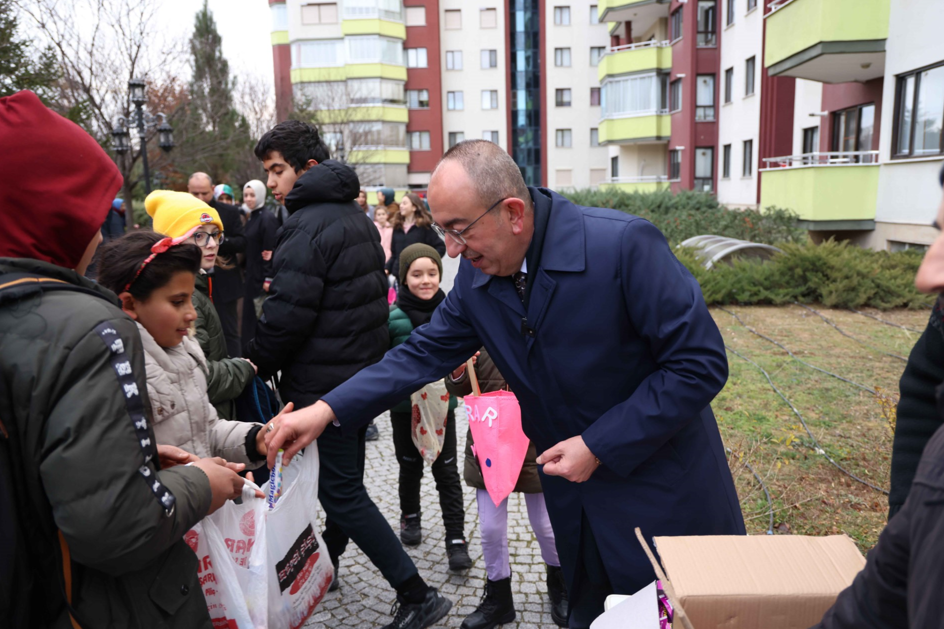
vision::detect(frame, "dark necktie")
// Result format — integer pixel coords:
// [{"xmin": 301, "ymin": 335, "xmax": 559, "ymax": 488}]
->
[{"xmin": 513, "ymin": 271, "xmax": 527, "ymax": 303}]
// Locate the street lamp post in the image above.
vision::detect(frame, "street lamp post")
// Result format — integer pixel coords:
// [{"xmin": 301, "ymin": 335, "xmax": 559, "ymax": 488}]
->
[{"xmin": 112, "ymin": 78, "xmax": 174, "ymax": 194}]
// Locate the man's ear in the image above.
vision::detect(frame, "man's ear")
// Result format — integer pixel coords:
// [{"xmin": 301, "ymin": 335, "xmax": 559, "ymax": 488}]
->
[
  {"xmin": 119, "ymin": 291, "xmax": 139, "ymax": 320},
  {"xmin": 505, "ymin": 198, "xmax": 528, "ymax": 236}
]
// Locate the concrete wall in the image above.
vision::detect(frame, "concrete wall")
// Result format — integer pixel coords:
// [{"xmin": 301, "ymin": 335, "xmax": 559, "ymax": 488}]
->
[{"xmin": 790, "ymin": 79, "xmax": 823, "ymax": 155}]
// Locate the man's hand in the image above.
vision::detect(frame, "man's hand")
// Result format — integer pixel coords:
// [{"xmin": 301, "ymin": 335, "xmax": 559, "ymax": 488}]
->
[
  {"xmin": 264, "ymin": 400, "xmax": 335, "ymax": 467},
  {"xmin": 262, "ymin": 250, "xmax": 273, "ymax": 261},
  {"xmin": 255, "ymin": 424, "xmax": 269, "ymax": 457},
  {"xmin": 241, "ymin": 358, "xmax": 258, "ymax": 374},
  {"xmin": 193, "ymin": 457, "xmax": 255, "ymax": 514},
  {"xmin": 537, "ymin": 436, "xmax": 601, "ymax": 483},
  {"xmin": 158, "ymin": 444, "xmax": 198, "ymax": 469}
]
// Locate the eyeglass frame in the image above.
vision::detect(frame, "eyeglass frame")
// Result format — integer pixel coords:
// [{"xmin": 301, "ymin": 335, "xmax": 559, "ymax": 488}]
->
[
  {"xmin": 191, "ymin": 230, "xmax": 224, "ymax": 246},
  {"xmin": 432, "ymin": 196, "xmax": 509, "ymax": 246}
]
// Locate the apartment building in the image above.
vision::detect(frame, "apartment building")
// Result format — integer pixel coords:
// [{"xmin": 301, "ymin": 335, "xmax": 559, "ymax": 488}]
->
[
  {"xmin": 268, "ymin": 0, "xmax": 610, "ymax": 189},
  {"xmin": 759, "ymin": 0, "xmax": 944, "ymax": 250}
]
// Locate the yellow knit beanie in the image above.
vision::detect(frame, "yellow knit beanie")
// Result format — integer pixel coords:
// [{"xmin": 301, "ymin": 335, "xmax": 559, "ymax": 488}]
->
[{"xmin": 145, "ymin": 190, "xmax": 224, "ymax": 238}]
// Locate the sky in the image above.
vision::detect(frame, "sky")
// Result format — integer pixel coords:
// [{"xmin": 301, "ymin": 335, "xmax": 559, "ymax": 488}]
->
[{"xmin": 154, "ymin": 0, "xmax": 275, "ymax": 88}]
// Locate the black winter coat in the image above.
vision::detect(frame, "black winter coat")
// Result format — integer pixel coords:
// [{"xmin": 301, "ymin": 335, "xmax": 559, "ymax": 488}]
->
[
  {"xmin": 244, "ymin": 207, "xmax": 279, "ymax": 298},
  {"xmin": 813, "ymin": 418, "xmax": 944, "ymax": 629},
  {"xmin": 208, "ymin": 199, "xmax": 246, "ymax": 304},
  {"xmin": 385, "ymin": 223, "xmax": 446, "ymax": 276},
  {"xmin": 888, "ymin": 305, "xmax": 944, "ymax": 519},
  {"xmin": 247, "ymin": 160, "xmax": 389, "ymax": 407}
]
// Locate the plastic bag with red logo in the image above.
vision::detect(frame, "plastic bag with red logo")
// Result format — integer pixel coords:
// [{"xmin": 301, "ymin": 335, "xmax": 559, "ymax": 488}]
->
[
  {"xmin": 410, "ymin": 379, "xmax": 450, "ymax": 465},
  {"xmin": 190, "ymin": 444, "xmax": 332, "ymax": 629}
]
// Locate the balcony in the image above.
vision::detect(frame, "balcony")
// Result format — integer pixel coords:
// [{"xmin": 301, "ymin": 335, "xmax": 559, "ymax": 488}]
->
[
  {"xmin": 598, "ymin": 112, "xmax": 671, "ymax": 145},
  {"xmin": 598, "ymin": 0, "xmax": 670, "ymax": 37},
  {"xmin": 600, "ymin": 176, "xmax": 670, "ymax": 193},
  {"xmin": 760, "ymin": 152, "xmax": 879, "ymax": 229},
  {"xmin": 764, "ymin": 0, "xmax": 889, "ymax": 83},
  {"xmin": 598, "ymin": 41, "xmax": 672, "ymax": 82}
]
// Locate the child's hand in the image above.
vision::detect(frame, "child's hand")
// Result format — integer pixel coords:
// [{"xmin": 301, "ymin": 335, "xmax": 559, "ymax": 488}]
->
[
  {"xmin": 242, "ymin": 358, "xmax": 258, "ymax": 374},
  {"xmin": 261, "ymin": 250, "xmax": 273, "ymax": 261},
  {"xmin": 158, "ymin": 444, "xmax": 198, "ymax": 469},
  {"xmin": 263, "ymin": 280, "xmax": 271, "ymax": 293}
]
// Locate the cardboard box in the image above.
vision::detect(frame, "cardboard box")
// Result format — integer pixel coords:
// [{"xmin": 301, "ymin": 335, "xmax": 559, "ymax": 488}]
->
[{"xmin": 650, "ymin": 534, "xmax": 866, "ymax": 629}]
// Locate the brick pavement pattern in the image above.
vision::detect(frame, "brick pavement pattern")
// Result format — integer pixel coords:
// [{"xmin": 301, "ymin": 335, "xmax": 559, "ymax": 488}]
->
[{"xmin": 305, "ymin": 402, "xmax": 561, "ymax": 628}]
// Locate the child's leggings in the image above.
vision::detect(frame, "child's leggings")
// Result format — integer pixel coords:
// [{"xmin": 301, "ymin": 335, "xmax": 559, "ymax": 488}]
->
[{"xmin": 476, "ymin": 489, "xmax": 560, "ymax": 581}]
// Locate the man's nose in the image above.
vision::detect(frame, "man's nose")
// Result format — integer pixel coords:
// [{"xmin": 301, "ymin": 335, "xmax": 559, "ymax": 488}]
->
[
  {"xmin": 267, "ymin": 174, "xmax": 277, "ymax": 189},
  {"xmin": 444, "ymin": 237, "xmax": 465, "ymax": 258}
]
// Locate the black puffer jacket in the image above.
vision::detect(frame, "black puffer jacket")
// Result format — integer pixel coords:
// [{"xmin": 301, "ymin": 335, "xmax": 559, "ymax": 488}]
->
[
  {"xmin": 888, "ymin": 304, "xmax": 944, "ymax": 519},
  {"xmin": 248, "ymin": 160, "xmax": 388, "ymax": 407}
]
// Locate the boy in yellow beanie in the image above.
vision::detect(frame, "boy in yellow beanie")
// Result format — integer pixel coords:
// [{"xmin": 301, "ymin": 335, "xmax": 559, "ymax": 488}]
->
[{"xmin": 145, "ymin": 190, "xmax": 256, "ymax": 422}]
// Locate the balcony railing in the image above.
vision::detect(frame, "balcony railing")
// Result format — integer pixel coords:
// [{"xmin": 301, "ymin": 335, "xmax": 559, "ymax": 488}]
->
[
  {"xmin": 604, "ymin": 40, "xmax": 671, "ymax": 57},
  {"xmin": 767, "ymin": 0, "xmax": 793, "ymax": 13},
  {"xmin": 761, "ymin": 151, "xmax": 879, "ymax": 169},
  {"xmin": 601, "ymin": 109, "xmax": 670, "ymax": 120},
  {"xmin": 606, "ymin": 176, "xmax": 670, "ymax": 184},
  {"xmin": 343, "ymin": 6, "xmax": 402, "ymax": 21}
]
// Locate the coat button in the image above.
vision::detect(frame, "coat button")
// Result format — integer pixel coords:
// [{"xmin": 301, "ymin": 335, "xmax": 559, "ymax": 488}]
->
[
  {"xmin": 180, "ymin": 584, "xmax": 189, "ymax": 595},
  {"xmin": 157, "ymin": 407, "xmax": 163, "ymax": 415},
  {"xmin": 171, "ymin": 402, "xmax": 176, "ymax": 410}
]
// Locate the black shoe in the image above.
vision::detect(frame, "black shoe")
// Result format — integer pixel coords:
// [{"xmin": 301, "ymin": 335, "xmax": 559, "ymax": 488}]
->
[
  {"xmin": 400, "ymin": 513, "xmax": 422, "ymax": 546},
  {"xmin": 446, "ymin": 538, "xmax": 472, "ymax": 572},
  {"xmin": 460, "ymin": 577, "xmax": 516, "ymax": 629},
  {"xmin": 383, "ymin": 587, "xmax": 453, "ymax": 629},
  {"xmin": 328, "ymin": 558, "xmax": 340, "ymax": 592},
  {"xmin": 546, "ymin": 564, "xmax": 569, "ymax": 628},
  {"xmin": 365, "ymin": 422, "xmax": 380, "ymax": 441}
]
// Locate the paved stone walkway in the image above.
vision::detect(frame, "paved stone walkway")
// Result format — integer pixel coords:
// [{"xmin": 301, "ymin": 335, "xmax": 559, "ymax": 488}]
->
[{"xmin": 305, "ymin": 402, "xmax": 560, "ymax": 628}]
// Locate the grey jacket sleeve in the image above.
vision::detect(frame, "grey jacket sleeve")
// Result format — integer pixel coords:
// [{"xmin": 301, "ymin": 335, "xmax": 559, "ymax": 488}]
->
[
  {"xmin": 205, "ymin": 356, "xmax": 255, "ymax": 405},
  {"xmin": 42, "ymin": 317, "xmax": 212, "ymax": 575}
]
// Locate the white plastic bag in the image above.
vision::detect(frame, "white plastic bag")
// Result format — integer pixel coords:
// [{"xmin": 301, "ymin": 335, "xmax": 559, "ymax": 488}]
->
[
  {"xmin": 410, "ymin": 379, "xmax": 450, "ymax": 465},
  {"xmin": 190, "ymin": 445, "xmax": 333, "ymax": 629}
]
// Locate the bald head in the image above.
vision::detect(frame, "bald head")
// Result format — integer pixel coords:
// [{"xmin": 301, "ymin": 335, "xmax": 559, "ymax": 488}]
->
[
  {"xmin": 431, "ymin": 140, "xmax": 531, "ymax": 210},
  {"xmin": 188, "ymin": 172, "xmax": 214, "ymax": 203}
]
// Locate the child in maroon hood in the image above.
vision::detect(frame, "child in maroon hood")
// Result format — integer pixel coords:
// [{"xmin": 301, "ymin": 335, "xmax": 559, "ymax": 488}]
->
[{"xmin": 0, "ymin": 90, "xmax": 251, "ymax": 629}]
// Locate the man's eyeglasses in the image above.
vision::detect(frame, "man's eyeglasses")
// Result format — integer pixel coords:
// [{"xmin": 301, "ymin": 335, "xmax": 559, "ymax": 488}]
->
[
  {"xmin": 432, "ymin": 197, "xmax": 508, "ymax": 246},
  {"xmin": 192, "ymin": 231, "xmax": 224, "ymax": 246}
]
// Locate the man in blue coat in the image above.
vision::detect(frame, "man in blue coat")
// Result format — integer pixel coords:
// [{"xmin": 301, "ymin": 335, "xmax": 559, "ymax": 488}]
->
[{"xmin": 265, "ymin": 140, "xmax": 745, "ymax": 628}]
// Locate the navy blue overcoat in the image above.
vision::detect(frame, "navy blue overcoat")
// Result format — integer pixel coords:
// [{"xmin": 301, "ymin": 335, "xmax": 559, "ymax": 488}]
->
[{"xmin": 324, "ymin": 187, "xmax": 745, "ymax": 594}]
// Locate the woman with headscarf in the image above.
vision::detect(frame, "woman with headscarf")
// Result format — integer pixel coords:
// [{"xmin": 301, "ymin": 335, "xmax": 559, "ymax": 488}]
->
[{"xmin": 241, "ymin": 179, "xmax": 279, "ymax": 354}]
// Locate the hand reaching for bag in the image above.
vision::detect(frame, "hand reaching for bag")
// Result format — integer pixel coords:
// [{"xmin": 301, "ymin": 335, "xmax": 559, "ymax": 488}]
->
[
  {"xmin": 193, "ymin": 457, "xmax": 264, "ymax": 514},
  {"xmin": 158, "ymin": 444, "xmax": 198, "ymax": 469}
]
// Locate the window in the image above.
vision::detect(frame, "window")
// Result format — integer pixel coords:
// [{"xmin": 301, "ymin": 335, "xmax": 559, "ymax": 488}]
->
[
  {"xmin": 602, "ymin": 74, "xmax": 668, "ymax": 116},
  {"xmin": 832, "ymin": 103, "xmax": 875, "ymax": 157},
  {"xmin": 555, "ymin": 88, "xmax": 572, "ymax": 107},
  {"xmin": 483, "ymin": 130, "xmax": 499, "ymax": 143},
  {"xmin": 590, "ymin": 47, "xmax": 606, "ymax": 66},
  {"xmin": 803, "ymin": 126, "xmax": 820, "ymax": 153},
  {"xmin": 695, "ymin": 147, "xmax": 714, "ymax": 192},
  {"xmin": 407, "ymin": 131, "xmax": 431, "ymax": 151},
  {"xmin": 591, "ymin": 168, "xmax": 606, "ymax": 185},
  {"xmin": 724, "ymin": 67, "xmax": 733, "ymax": 103},
  {"xmin": 747, "ymin": 0, "xmax": 757, "ymax": 10},
  {"xmin": 556, "ymin": 169, "xmax": 573, "ymax": 186},
  {"xmin": 301, "ymin": 3, "xmax": 338, "ymax": 24},
  {"xmin": 554, "ymin": 6, "xmax": 571, "ymax": 25},
  {"xmin": 404, "ymin": 6, "xmax": 426, "ymax": 25},
  {"xmin": 590, "ymin": 87, "xmax": 601, "ymax": 106},
  {"xmin": 669, "ymin": 150, "xmax": 681, "ymax": 180},
  {"xmin": 670, "ymin": 9, "xmax": 683, "ymax": 41},
  {"xmin": 346, "ymin": 35, "xmax": 403, "ymax": 65},
  {"xmin": 448, "ymin": 132, "xmax": 465, "ymax": 147},
  {"xmin": 611, "ymin": 155, "xmax": 619, "ymax": 179},
  {"xmin": 343, "ymin": 0, "xmax": 401, "ymax": 20},
  {"xmin": 481, "ymin": 49, "xmax": 498, "ymax": 68},
  {"xmin": 480, "ymin": 8, "xmax": 497, "ymax": 28},
  {"xmin": 726, "ymin": 0, "xmax": 734, "ymax": 25},
  {"xmin": 722, "ymin": 144, "xmax": 731, "ymax": 178},
  {"xmin": 446, "ymin": 51, "xmax": 463, "ymax": 70},
  {"xmin": 696, "ymin": 75, "xmax": 715, "ymax": 120},
  {"xmin": 742, "ymin": 139, "xmax": 753, "ymax": 176},
  {"xmin": 292, "ymin": 40, "xmax": 344, "ymax": 68},
  {"xmin": 590, "ymin": 127, "xmax": 599, "ymax": 146},
  {"xmin": 406, "ymin": 48, "xmax": 428, "ymax": 68},
  {"xmin": 447, "ymin": 91, "xmax": 464, "ymax": 110},
  {"xmin": 271, "ymin": 2, "xmax": 288, "ymax": 30},
  {"xmin": 670, "ymin": 79, "xmax": 682, "ymax": 112},
  {"xmin": 555, "ymin": 48, "xmax": 572, "ymax": 67},
  {"xmin": 895, "ymin": 64, "xmax": 944, "ymax": 157},
  {"xmin": 745, "ymin": 56, "xmax": 755, "ymax": 96},
  {"xmin": 481, "ymin": 90, "xmax": 499, "ymax": 110},
  {"xmin": 697, "ymin": 1, "xmax": 716, "ymax": 46},
  {"xmin": 406, "ymin": 89, "xmax": 429, "ymax": 109},
  {"xmin": 556, "ymin": 129, "xmax": 572, "ymax": 147},
  {"xmin": 444, "ymin": 9, "xmax": 461, "ymax": 29},
  {"xmin": 590, "ymin": 5, "xmax": 599, "ymax": 24}
]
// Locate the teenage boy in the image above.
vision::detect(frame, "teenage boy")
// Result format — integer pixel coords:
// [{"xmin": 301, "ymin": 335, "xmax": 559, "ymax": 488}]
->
[
  {"xmin": 248, "ymin": 120, "xmax": 452, "ymax": 629},
  {"xmin": 0, "ymin": 90, "xmax": 251, "ymax": 628}
]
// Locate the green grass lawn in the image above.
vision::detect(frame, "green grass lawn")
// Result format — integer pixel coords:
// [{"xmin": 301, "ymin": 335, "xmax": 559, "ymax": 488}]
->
[{"xmin": 713, "ymin": 305, "xmax": 929, "ymax": 550}]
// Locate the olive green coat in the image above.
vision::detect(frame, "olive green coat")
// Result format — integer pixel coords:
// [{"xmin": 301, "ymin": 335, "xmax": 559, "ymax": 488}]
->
[
  {"xmin": 194, "ymin": 270, "xmax": 254, "ymax": 420},
  {"xmin": 446, "ymin": 348, "xmax": 543, "ymax": 494}
]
